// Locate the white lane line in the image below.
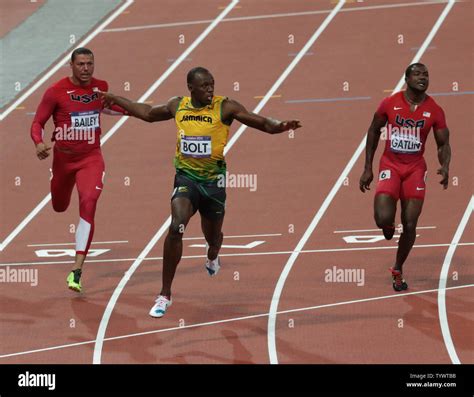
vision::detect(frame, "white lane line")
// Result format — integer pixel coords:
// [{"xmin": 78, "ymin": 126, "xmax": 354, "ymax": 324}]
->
[
  {"xmin": 438, "ymin": 195, "xmax": 473, "ymax": 364},
  {"xmin": 0, "ymin": 194, "xmax": 51, "ymax": 252},
  {"xmin": 0, "ymin": 0, "xmax": 134, "ymax": 120},
  {"xmin": 92, "ymin": 0, "xmax": 240, "ymax": 364},
  {"xmin": 102, "ymin": 1, "xmax": 449, "ymax": 33},
  {"xmin": 333, "ymin": 226, "xmax": 436, "ymax": 233},
  {"xmin": 25, "ymin": 235, "xmax": 278, "ymax": 247},
  {"xmin": 26, "ymin": 235, "xmax": 278, "ymax": 246},
  {"xmin": 3, "ymin": 242, "xmax": 473, "ymax": 267},
  {"xmin": 183, "ymin": 233, "xmax": 282, "ymax": 240},
  {"xmin": 2, "ymin": 283, "xmax": 472, "ymax": 360},
  {"xmin": 267, "ymin": 0, "xmax": 457, "ymax": 365},
  {"xmin": 0, "ymin": 340, "xmax": 97, "ymax": 359},
  {"xmin": 92, "ymin": 0, "xmax": 346, "ymax": 365},
  {"xmin": 27, "ymin": 240, "xmax": 128, "ymax": 247}
]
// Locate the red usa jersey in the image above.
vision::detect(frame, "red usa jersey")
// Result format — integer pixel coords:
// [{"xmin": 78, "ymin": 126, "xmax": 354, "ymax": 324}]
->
[
  {"xmin": 376, "ymin": 91, "xmax": 447, "ymax": 164},
  {"xmin": 31, "ymin": 77, "xmax": 108, "ymax": 153}
]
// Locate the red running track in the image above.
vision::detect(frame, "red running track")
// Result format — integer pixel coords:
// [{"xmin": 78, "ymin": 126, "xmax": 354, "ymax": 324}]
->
[{"xmin": 0, "ymin": 0, "xmax": 472, "ymax": 364}]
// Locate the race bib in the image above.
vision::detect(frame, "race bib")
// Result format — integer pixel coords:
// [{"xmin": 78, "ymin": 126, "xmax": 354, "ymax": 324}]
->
[
  {"xmin": 70, "ymin": 110, "xmax": 100, "ymax": 130},
  {"xmin": 180, "ymin": 136, "xmax": 211, "ymax": 158},
  {"xmin": 379, "ymin": 170, "xmax": 391, "ymax": 180},
  {"xmin": 390, "ymin": 132, "xmax": 422, "ymax": 154}
]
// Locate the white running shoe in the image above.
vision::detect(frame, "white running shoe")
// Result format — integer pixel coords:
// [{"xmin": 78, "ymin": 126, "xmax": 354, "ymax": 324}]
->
[
  {"xmin": 149, "ymin": 295, "xmax": 172, "ymax": 318},
  {"xmin": 205, "ymin": 256, "xmax": 221, "ymax": 276}
]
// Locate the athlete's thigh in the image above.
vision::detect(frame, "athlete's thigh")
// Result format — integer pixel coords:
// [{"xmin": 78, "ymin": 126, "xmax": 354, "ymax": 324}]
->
[
  {"xmin": 75, "ymin": 150, "xmax": 105, "ymax": 199},
  {"xmin": 171, "ymin": 197, "xmax": 195, "ymax": 224},
  {"xmin": 374, "ymin": 193, "xmax": 397, "ymax": 218},
  {"xmin": 50, "ymin": 150, "xmax": 76, "ymax": 208},
  {"xmin": 400, "ymin": 160, "xmax": 427, "ymax": 202},
  {"xmin": 197, "ymin": 182, "xmax": 226, "ymax": 221},
  {"xmin": 375, "ymin": 158, "xmax": 402, "ymax": 201},
  {"xmin": 171, "ymin": 173, "xmax": 200, "ymax": 215}
]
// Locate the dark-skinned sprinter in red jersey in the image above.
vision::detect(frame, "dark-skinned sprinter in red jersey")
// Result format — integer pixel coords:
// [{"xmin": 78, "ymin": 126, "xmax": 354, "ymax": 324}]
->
[{"xmin": 359, "ymin": 63, "xmax": 451, "ymax": 291}]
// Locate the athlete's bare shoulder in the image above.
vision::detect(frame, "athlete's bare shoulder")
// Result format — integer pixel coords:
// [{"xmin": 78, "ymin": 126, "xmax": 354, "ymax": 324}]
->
[
  {"xmin": 222, "ymin": 97, "xmax": 239, "ymax": 107},
  {"xmin": 221, "ymin": 97, "xmax": 245, "ymax": 114},
  {"xmin": 167, "ymin": 96, "xmax": 183, "ymax": 116},
  {"xmin": 168, "ymin": 96, "xmax": 183, "ymax": 105}
]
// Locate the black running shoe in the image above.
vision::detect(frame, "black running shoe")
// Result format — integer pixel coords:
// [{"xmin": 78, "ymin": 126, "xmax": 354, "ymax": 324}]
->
[{"xmin": 390, "ymin": 268, "xmax": 408, "ymax": 291}]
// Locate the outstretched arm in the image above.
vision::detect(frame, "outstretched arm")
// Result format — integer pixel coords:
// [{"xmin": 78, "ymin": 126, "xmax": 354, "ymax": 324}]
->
[
  {"xmin": 101, "ymin": 104, "xmax": 129, "ymax": 116},
  {"xmin": 359, "ymin": 112, "xmax": 387, "ymax": 192},
  {"xmin": 221, "ymin": 98, "xmax": 301, "ymax": 134},
  {"xmin": 434, "ymin": 127, "xmax": 451, "ymax": 189},
  {"xmin": 98, "ymin": 91, "xmax": 180, "ymax": 122}
]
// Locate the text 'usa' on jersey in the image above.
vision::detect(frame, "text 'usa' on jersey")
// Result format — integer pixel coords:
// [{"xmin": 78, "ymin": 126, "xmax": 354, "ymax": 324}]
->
[
  {"xmin": 174, "ymin": 96, "xmax": 230, "ymax": 183},
  {"xmin": 376, "ymin": 92, "xmax": 447, "ymax": 164}
]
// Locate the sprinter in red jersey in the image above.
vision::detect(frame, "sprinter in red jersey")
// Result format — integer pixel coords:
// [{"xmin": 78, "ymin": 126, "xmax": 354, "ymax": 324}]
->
[
  {"xmin": 31, "ymin": 47, "xmax": 127, "ymax": 292},
  {"xmin": 359, "ymin": 63, "xmax": 451, "ymax": 291}
]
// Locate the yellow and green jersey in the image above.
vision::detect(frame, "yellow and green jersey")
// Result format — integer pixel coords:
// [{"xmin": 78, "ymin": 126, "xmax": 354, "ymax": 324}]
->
[{"xmin": 174, "ymin": 95, "xmax": 229, "ymax": 182}]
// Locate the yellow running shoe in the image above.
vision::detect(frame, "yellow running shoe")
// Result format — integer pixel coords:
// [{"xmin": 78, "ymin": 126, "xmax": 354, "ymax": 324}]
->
[{"xmin": 66, "ymin": 269, "xmax": 82, "ymax": 292}]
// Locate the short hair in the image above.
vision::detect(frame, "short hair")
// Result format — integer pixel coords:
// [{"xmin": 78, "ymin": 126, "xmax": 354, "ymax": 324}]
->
[
  {"xmin": 71, "ymin": 47, "xmax": 94, "ymax": 62},
  {"xmin": 187, "ymin": 67, "xmax": 210, "ymax": 84},
  {"xmin": 405, "ymin": 63, "xmax": 426, "ymax": 78}
]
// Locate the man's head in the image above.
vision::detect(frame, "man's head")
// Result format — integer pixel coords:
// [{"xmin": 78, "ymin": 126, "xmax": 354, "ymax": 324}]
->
[
  {"xmin": 70, "ymin": 47, "xmax": 94, "ymax": 85},
  {"xmin": 187, "ymin": 67, "xmax": 214, "ymax": 106},
  {"xmin": 405, "ymin": 63, "xmax": 429, "ymax": 93}
]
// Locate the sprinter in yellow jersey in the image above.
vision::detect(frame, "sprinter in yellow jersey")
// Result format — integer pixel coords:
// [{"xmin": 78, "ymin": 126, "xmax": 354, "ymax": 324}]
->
[{"xmin": 99, "ymin": 67, "xmax": 301, "ymax": 318}]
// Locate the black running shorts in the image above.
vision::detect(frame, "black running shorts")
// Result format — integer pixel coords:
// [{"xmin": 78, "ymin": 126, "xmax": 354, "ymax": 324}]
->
[{"xmin": 171, "ymin": 172, "xmax": 226, "ymax": 220}]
